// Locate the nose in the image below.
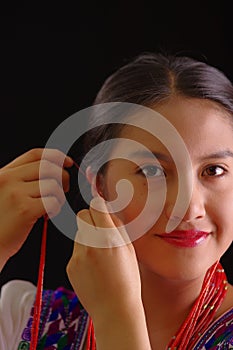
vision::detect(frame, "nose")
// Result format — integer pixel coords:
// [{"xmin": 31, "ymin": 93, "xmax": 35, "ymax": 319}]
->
[{"xmin": 165, "ymin": 182, "xmax": 206, "ymax": 230}]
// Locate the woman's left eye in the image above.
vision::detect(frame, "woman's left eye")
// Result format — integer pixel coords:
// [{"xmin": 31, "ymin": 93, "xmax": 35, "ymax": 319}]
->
[
  {"xmin": 202, "ymin": 165, "xmax": 226, "ymax": 177},
  {"xmin": 139, "ymin": 165, "xmax": 165, "ymax": 178}
]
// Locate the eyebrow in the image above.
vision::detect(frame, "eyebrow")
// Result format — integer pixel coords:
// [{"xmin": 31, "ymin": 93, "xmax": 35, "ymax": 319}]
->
[
  {"xmin": 126, "ymin": 149, "xmax": 233, "ymax": 162},
  {"xmin": 127, "ymin": 150, "xmax": 172, "ymax": 162},
  {"xmin": 200, "ymin": 150, "xmax": 233, "ymax": 160}
]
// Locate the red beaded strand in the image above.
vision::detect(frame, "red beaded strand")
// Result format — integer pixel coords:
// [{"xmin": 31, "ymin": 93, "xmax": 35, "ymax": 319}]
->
[
  {"xmin": 29, "ymin": 215, "xmax": 48, "ymax": 350},
  {"xmin": 86, "ymin": 261, "xmax": 227, "ymax": 350},
  {"xmin": 30, "ymin": 160, "xmax": 87, "ymax": 349},
  {"xmin": 86, "ymin": 318, "xmax": 96, "ymax": 350},
  {"xmin": 86, "ymin": 318, "xmax": 92, "ymax": 350},
  {"xmin": 166, "ymin": 261, "xmax": 227, "ymax": 349}
]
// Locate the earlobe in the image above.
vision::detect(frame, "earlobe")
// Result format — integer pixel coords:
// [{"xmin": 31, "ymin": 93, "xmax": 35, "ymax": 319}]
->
[
  {"xmin": 86, "ymin": 166, "xmax": 97, "ymax": 196},
  {"xmin": 85, "ymin": 166, "xmax": 104, "ymax": 197},
  {"xmin": 85, "ymin": 166, "xmax": 95, "ymax": 185}
]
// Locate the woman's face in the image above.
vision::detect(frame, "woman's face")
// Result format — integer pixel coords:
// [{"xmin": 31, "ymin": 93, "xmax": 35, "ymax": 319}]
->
[{"xmin": 101, "ymin": 97, "xmax": 233, "ymax": 280}]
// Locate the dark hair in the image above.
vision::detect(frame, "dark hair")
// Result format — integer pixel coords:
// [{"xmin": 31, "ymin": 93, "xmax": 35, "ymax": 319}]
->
[{"xmin": 83, "ymin": 51, "xmax": 233, "ymax": 173}]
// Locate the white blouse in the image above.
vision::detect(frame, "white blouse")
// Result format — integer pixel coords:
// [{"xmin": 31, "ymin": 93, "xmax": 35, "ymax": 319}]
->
[
  {"xmin": 0, "ymin": 279, "xmax": 88, "ymax": 350},
  {"xmin": 0, "ymin": 279, "xmax": 36, "ymax": 350}
]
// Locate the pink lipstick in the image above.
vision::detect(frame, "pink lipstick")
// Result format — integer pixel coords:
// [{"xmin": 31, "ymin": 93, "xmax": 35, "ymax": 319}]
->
[{"xmin": 156, "ymin": 230, "xmax": 210, "ymax": 248}]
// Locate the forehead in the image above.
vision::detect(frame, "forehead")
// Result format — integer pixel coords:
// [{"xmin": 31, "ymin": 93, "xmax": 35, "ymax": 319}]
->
[{"xmin": 117, "ymin": 97, "xmax": 233, "ymax": 160}]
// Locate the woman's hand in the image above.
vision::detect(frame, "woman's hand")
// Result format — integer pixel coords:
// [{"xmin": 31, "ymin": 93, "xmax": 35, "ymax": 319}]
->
[
  {"xmin": 0, "ymin": 148, "xmax": 73, "ymax": 268},
  {"xmin": 67, "ymin": 196, "xmax": 152, "ymax": 350}
]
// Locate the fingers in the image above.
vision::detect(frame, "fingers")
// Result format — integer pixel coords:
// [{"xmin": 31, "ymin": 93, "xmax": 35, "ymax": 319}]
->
[
  {"xmin": 33, "ymin": 197, "xmax": 64, "ymax": 218},
  {"xmin": 0, "ymin": 148, "xmax": 74, "ymax": 222},
  {"xmin": 3, "ymin": 148, "xmax": 73, "ymax": 170},
  {"xmin": 27, "ymin": 179, "xmax": 66, "ymax": 205},
  {"xmin": 89, "ymin": 196, "xmax": 116, "ymax": 228},
  {"xmin": 76, "ymin": 196, "xmax": 130, "ymax": 248},
  {"xmin": 1, "ymin": 148, "xmax": 72, "ymax": 193},
  {"xmin": 1, "ymin": 178, "xmax": 66, "ymax": 220},
  {"xmin": 89, "ymin": 196, "xmax": 127, "ymax": 232},
  {"xmin": 14, "ymin": 159, "xmax": 71, "ymax": 192},
  {"xmin": 20, "ymin": 197, "xmax": 63, "ymax": 220}
]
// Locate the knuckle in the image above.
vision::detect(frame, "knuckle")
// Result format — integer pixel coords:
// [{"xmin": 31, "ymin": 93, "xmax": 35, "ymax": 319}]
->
[
  {"xmin": 40, "ymin": 159, "xmax": 52, "ymax": 169},
  {"xmin": 49, "ymin": 181, "xmax": 66, "ymax": 204},
  {"xmin": 66, "ymin": 261, "xmax": 71, "ymax": 276},
  {"xmin": 39, "ymin": 160, "xmax": 56, "ymax": 177},
  {"xmin": 46, "ymin": 197, "xmax": 61, "ymax": 217},
  {"xmin": 5, "ymin": 186, "xmax": 25, "ymax": 208},
  {"xmin": 77, "ymin": 209, "xmax": 89, "ymax": 219},
  {"xmin": 0, "ymin": 171, "xmax": 9, "ymax": 187},
  {"xmin": 49, "ymin": 178, "xmax": 59, "ymax": 191},
  {"xmin": 16, "ymin": 201, "xmax": 32, "ymax": 217},
  {"xmin": 27, "ymin": 148, "xmax": 43, "ymax": 160},
  {"xmin": 66, "ymin": 254, "xmax": 79, "ymax": 276}
]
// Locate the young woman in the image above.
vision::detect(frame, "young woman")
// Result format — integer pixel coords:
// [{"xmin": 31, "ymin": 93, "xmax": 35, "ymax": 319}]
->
[{"xmin": 0, "ymin": 52, "xmax": 233, "ymax": 349}]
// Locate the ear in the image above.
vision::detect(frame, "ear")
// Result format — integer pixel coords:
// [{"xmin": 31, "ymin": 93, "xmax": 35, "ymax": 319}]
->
[{"xmin": 86, "ymin": 166, "xmax": 104, "ymax": 197}]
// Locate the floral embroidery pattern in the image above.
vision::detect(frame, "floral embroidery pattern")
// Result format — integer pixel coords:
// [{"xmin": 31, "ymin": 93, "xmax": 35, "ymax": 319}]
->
[
  {"xmin": 19, "ymin": 287, "xmax": 88, "ymax": 350},
  {"xmin": 19, "ymin": 290, "xmax": 233, "ymax": 349}
]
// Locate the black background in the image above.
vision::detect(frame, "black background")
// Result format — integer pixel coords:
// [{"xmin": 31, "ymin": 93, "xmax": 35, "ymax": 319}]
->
[{"xmin": 0, "ymin": 1, "xmax": 233, "ymax": 291}]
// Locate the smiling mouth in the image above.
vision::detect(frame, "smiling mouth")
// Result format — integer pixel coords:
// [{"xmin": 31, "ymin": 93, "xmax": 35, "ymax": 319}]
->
[{"xmin": 155, "ymin": 230, "xmax": 210, "ymax": 248}]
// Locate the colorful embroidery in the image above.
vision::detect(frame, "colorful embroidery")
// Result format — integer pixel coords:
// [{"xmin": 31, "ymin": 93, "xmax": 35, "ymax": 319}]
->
[
  {"xmin": 20, "ymin": 289, "xmax": 233, "ymax": 349},
  {"xmin": 19, "ymin": 287, "xmax": 88, "ymax": 349},
  {"xmin": 194, "ymin": 308, "xmax": 233, "ymax": 349},
  {"xmin": 18, "ymin": 341, "xmax": 30, "ymax": 350}
]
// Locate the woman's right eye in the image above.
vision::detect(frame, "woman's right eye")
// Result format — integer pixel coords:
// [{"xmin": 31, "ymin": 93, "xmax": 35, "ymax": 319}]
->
[{"xmin": 138, "ymin": 165, "xmax": 165, "ymax": 178}]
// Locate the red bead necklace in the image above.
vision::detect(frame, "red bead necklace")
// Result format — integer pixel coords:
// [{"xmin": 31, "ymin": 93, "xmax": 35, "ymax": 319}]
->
[
  {"xmin": 30, "ymin": 217, "xmax": 227, "ymax": 350},
  {"xmin": 166, "ymin": 260, "xmax": 228, "ymax": 349},
  {"xmin": 85, "ymin": 261, "xmax": 227, "ymax": 350},
  {"xmin": 30, "ymin": 161, "xmax": 99, "ymax": 350},
  {"xmin": 29, "ymin": 215, "xmax": 48, "ymax": 350}
]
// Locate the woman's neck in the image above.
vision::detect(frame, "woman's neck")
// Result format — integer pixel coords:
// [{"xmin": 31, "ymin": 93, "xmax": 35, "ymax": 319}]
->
[{"xmin": 139, "ymin": 264, "xmax": 205, "ymax": 349}]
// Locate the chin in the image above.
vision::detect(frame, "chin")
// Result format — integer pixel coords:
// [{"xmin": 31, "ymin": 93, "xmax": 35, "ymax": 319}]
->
[{"xmin": 137, "ymin": 254, "xmax": 217, "ymax": 283}]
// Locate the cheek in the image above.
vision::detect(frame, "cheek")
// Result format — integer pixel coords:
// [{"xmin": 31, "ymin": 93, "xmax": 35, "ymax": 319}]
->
[
  {"xmin": 104, "ymin": 173, "xmax": 148, "ymax": 218},
  {"xmin": 114, "ymin": 187, "xmax": 167, "ymax": 244},
  {"xmin": 104, "ymin": 171, "xmax": 167, "ymax": 235},
  {"xmin": 209, "ymin": 189, "xmax": 233, "ymax": 240},
  {"xmin": 114, "ymin": 189, "xmax": 148, "ymax": 224}
]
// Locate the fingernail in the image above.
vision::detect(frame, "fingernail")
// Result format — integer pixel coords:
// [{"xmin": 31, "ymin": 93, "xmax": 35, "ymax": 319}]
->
[
  {"xmin": 66, "ymin": 156, "xmax": 74, "ymax": 166},
  {"xmin": 91, "ymin": 196, "xmax": 107, "ymax": 212}
]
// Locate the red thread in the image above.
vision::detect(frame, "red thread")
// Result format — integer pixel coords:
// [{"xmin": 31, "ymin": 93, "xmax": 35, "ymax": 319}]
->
[
  {"xmin": 30, "ymin": 160, "xmax": 86, "ymax": 349},
  {"xmin": 29, "ymin": 215, "xmax": 48, "ymax": 350},
  {"xmin": 86, "ymin": 318, "xmax": 96, "ymax": 350},
  {"xmin": 91, "ymin": 322, "xmax": 96, "ymax": 350},
  {"xmin": 73, "ymin": 160, "xmax": 86, "ymax": 176}
]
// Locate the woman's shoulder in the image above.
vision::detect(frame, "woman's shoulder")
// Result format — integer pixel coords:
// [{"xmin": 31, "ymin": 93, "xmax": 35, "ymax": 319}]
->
[
  {"xmin": 0, "ymin": 279, "xmax": 37, "ymax": 350},
  {"xmin": 0, "ymin": 280, "xmax": 89, "ymax": 350},
  {"xmin": 1, "ymin": 278, "xmax": 36, "ymax": 294},
  {"xmin": 0, "ymin": 279, "xmax": 36, "ymax": 317}
]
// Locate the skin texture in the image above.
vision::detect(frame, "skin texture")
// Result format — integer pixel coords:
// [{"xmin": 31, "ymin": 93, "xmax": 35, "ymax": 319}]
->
[
  {"xmin": 0, "ymin": 148, "xmax": 73, "ymax": 270},
  {"xmin": 103, "ymin": 97, "xmax": 233, "ymax": 281},
  {"xmin": 0, "ymin": 97, "xmax": 232, "ymax": 349},
  {"xmin": 67, "ymin": 96, "xmax": 233, "ymax": 349}
]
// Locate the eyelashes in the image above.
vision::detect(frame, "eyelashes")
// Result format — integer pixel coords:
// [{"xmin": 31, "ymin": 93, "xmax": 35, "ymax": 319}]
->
[
  {"xmin": 137, "ymin": 164, "xmax": 166, "ymax": 178},
  {"xmin": 202, "ymin": 165, "xmax": 227, "ymax": 177},
  {"xmin": 136, "ymin": 163, "xmax": 228, "ymax": 180}
]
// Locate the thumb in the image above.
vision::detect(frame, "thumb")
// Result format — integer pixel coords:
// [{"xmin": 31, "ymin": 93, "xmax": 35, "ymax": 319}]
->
[{"xmin": 76, "ymin": 198, "xmax": 131, "ymax": 248}]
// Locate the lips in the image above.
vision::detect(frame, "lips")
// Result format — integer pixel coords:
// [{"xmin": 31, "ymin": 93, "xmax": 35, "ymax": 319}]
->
[{"xmin": 155, "ymin": 230, "xmax": 210, "ymax": 248}]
